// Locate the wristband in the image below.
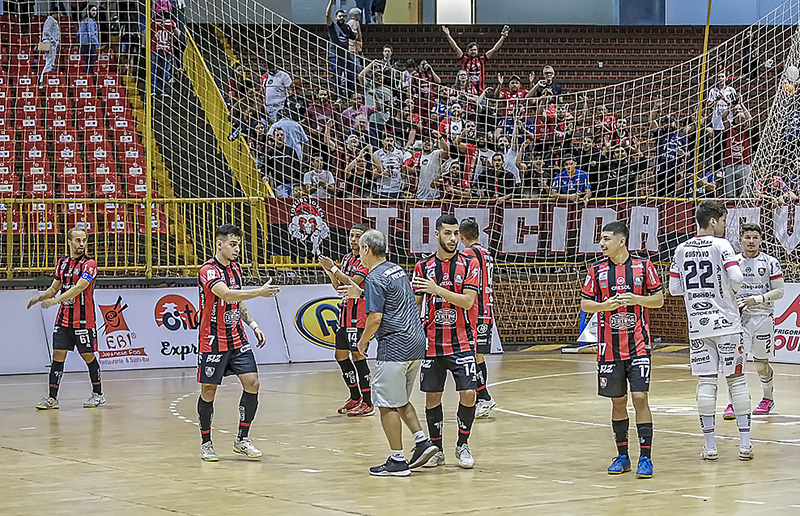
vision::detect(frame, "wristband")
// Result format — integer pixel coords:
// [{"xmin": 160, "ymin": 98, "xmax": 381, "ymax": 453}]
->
[
  {"xmin": 249, "ymin": 321, "xmax": 260, "ymax": 330},
  {"xmin": 330, "ymin": 266, "xmax": 340, "ymax": 275},
  {"xmin": 759, "ymin": 294, "xmax": 766, "ymax": 304}
]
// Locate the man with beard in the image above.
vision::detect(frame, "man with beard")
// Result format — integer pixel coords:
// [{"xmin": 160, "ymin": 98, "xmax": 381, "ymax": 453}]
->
[
  {"xmin": 442, "ymin": 25, "xmax": 510, "ymax": 92},
  {"xmin": 373, "ymin": 134, "xmax": 406, "ymax": 198},
  {"xmin": 404, "ymin": 135, "xmax": 448, "ymax": 200},
  {"xmin": 412, "ymin": 215, "xmax": 480, "ymax": 469},
  {"xmin": 265, "ymin": 128, "xmax": 302, "ymax": 197},
  {"xmin": 326, "ymin": 0, "xmax": 357, "ymax": 98}
]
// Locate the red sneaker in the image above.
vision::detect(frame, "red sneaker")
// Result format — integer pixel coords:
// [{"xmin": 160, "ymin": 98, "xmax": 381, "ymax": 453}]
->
[
  {"xmin": 338, "ymin": 398, "xmax": 361, "ymax": 414},
  {"xmin": 347, "ymin": 401, "xmax": 375, "ymax": 417},
  {"xmin": 753, "ymin": 398, "xmax": 774, "ymax": 415}
]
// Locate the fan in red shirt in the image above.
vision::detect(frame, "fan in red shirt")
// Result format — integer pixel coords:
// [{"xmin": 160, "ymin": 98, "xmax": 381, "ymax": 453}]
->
[
  {"xmin": 458, "ymin": 218, "xmax": 497, "ymax": 419},
  {"xmin": 442, "ymin": 25, "xmax": 510, "ymax": 93},
  {"xmin": 319, "ymin": 223, "xmax": 374, "ymax": 417},
  {"xmin": 28, "ymin": 227, "xmax": 103, "ymax": 410},
  {"xmin": 152, "ymin": 13, "xmax": 180, "ymax": 95},
  {"xmin": 580, "ymin": 222, "xmax": 663, "ymax": 479},
  {"xmin": 496, "ymin": 73, "xmax": 529, "ymax": 117},
  {"xmin": 196, "ymin": 224, "xmax": 280, "ymax": 462},
  {"xmin": 412, "ymin": 214, "xmax": 480, "ymax": 469}
]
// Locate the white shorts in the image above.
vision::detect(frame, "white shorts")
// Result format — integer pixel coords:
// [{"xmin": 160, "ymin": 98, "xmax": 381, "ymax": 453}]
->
[
  {"xmin": 689, "ymin": 333, "xmax": 745, "ymax": 377},
  {"xmin": 372, "ymin": 360, "xmax": 421, "ymax": 408},
  {"xmin": 742, "ymin": 313, "xmax": 775, "ymax": 360}
]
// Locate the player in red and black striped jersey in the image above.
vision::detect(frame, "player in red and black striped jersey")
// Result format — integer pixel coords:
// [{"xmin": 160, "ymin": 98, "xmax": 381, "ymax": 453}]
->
[
  {"xmin": 319, "ymin": 223, "xmax": 374, "ymax": 417},
  {"xmin": 28, "ymin": 228, "xmax": 104, "ymax": 410},
  {"xmin": 581, "ymin": 222, "xmax": 663, "ymax": 479},
  {"xmin": 412, "ymin": 214, "xmax": 480, "ymax": 469},
  {"xmin": 196, "ymin": 224, "xmax": 280, "ymax": 462},
  {"xmin": 459, "ymin": 217, "xmax": 497, "ymax": 419}
]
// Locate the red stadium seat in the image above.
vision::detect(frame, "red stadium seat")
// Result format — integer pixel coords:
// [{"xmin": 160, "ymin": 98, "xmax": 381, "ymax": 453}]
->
[
  {"xmin": 0, "ymin": 160, "xmax": 13, "ymax": 178},
  {"xmin": 105, "ymin": 99, "xmax": 131, "ymax": 121},
  {"xmin": 11, "ymin": 73, "xmax": 35, "ymax": 90},
  {"xmin": 121, "ymin": 160, "xmax": 144, "ymax": 180},
  {"xmin": 25, "ymin": 205, "xmax": 58, "ymax": 235},
  {"xmin": 106, "ymin": 210, "xmax": 136, "ymax": 235},
  {"xmin": 96, "ymin": 50, "xmax": 116, "ymax": 74},
  {"xmin": 22, "ymin": 141, "xmax": 46, "ymax": 163},
  {"xmin": 0, "ymin": 209, "xmax": 23, "ymax": 236},
  {"xmin": 119, "ymin": 142, "xmax": 145, "ymax": 163},
  {"xmin": 22, "ymin": 160, "xmax": 49, "ymax": 181},
  {"xmin": 44, "ymin": 76, "xmax": 69, "ymax": 102},
  {"xmin": 100, "ymin": 73, "xmax": 121, "ymax": 88},
  {"xmin": 53, "ymin": 129, "xmax": 78, "ymax": 144},
  {"xmin": 0, "ymin": 128, "xmax": 12, "ymax": 143},
  {"xmin": 126, "ymin": 175, "xmax": 152, "ymax": 198},
  {"xmin": 47, "ymin": 96, "xmax": 73, "ymax": 118},
  {"xmin": 95, "ymin": 175, "xmax": 122, "ymax": 199},
  {"xmin": 110, "ymin": 113, "xmax": 134, "ymax": 133},
  {"xmin": 55, "ymin": 140, "xmax": 79, "ymax": 162},
  {"xmin": 114, "ymin": 128, "xmax": 139, "ymax": 147},
  {"xmin": 0, "ymin": 84, "xmax": 10, "ymax": 106},
  {"xmin": 70, "ymin": 73, "xmax": 94, "ymax": 91},
  {"xmin": 88, "ymin": 162, "xmax": 116, "ymax": 182},
  {"xmin": 16, "ymin": 84, "xmax": 38, "ymax": 101},
  {"xmin": 135, "ymin": 203, "xmax": 168, "ymax": 235},
  {"xmin": 55, "ymin": 160, "xmax": 84, "ymax": 181},
  {"xmin": 76, "ymin": 117, "xmax": 101, "ymax": 132},
  {"xmin": 65, "ymin": 210, "xmax": 97, "ymax": 234},
  {"xmin": 0, "ymin": 142, "xmax": 13, "ymax": 163},
  {"xmin": 101, "ymin": 85, "xmax": 125, "ymax": 103},
  {"xmin": 59, "ymin": 172, "xmax": 89, "ymax": 199},
  {"xmin": 77, "ymin": 99, "xmax": 102, "ymax": 119},
  {"xmin": 48, "ymin": 114, "xmax": 75, "ymax": 132},
  {"xmin": 0, "ymin": 176, "xmax": 21, "ymax": 198},
  {"xmin": 86, "ymin": 141, "xmax": 113, "ymax": 166},
  {"xmin": 21, "ymin": 128, "xmax": 46, "ymax": 144},
  {"xmin": 85, "ymin": 128, "xmax": 110, "ymax": 146},
  {"xmin": 8, "ymin": 48, "xmax": 33, "ymax": 76},
  {"xmin": 25, "ymin": 175, "xmax": 54, "ymax": 198},
  {"xmin": 66, "ymin": 48, "xmax": 86, "ymax": 77}
]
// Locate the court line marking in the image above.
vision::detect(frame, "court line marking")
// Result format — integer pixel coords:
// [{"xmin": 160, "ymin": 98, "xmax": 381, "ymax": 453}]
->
[
  {"xmin": 735, "ymin": 500, "xmax": 765, "ymax": 505},
  {"xmin": 683, "ymin": 495, "xmax": 709, "ymax": 500},
  {"xmin": 515, "ymin": 474, "xmax": 537, "ymax": 479},
  {"xmin": 0, "ymin": 369, "xmax": 327, "ymax": 387},
  {"xmin": 590, "ymin": 485, "xmax": 616, "ymax": 489}
]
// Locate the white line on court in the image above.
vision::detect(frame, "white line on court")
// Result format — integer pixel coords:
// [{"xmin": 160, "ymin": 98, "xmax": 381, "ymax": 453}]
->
[
  {"xmin": 735, "ymin": 500, "xmax": 765, "ymax": 505},
  {"xmin": 515, "ymin": 474, "xmax": 537, "ymax": 479}
]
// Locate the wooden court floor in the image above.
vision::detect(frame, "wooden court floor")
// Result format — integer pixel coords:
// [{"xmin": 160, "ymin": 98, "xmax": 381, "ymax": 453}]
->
[{"xmin": 3, "ymin": 351, "xmax": 800, "ymax": 515}]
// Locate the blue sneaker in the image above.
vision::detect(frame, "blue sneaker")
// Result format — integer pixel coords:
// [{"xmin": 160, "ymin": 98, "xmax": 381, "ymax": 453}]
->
[
  {"xmin": 637, "ymin": 456, "xmax": 653, "ymax": 478},
  {"xmin": 607, "ymin": 455, "xmax": 631, "ymax": 474}
]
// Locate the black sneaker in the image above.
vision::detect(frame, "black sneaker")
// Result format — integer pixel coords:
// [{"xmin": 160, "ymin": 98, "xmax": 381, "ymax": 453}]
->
[
  {"xmin": 408, "ymin": 440, "xmax": 439, "ymax": 469},
  {"xmin": 369, "ymin": 457, "xmax": 411, "ymax": 477}
]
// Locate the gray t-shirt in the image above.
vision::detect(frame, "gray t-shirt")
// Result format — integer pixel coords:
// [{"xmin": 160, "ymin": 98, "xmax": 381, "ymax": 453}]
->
[{"xmin": 364, "ymin": 260, "xmax": 426, "ymax": 362}]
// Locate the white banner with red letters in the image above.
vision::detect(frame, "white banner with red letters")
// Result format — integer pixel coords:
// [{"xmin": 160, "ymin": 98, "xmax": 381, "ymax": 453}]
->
[
  {"xmin": 2, "ymin": 283, "xmax": 502, "ymax": 374},
  {"xmin": 773, "ymin": 283, "xmax": 800, "ymax": 364}
]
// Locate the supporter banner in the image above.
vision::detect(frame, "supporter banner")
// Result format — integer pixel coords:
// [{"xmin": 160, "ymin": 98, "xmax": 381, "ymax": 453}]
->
[
  {"xmin": 41, "ymin": 287, "xmax": 288, "ymax": 373},
  {"xmin": 0, "ymin": 291, "xmax": 52, "ymax": 374},
  {"xmin": 264, "ymin": 198, "xmax": 800, "ymax": 263},
  {"xmin": 774, "ymin": 283, "xmax": 800, "ymax": 365}
]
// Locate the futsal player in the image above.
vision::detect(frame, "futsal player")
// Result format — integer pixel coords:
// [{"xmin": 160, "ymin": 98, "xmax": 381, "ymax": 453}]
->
[
  {"xmin": 722, "ymin": 223, "xmax": 783, "ymax": 419},
  {"xmin": 28, "ymin": 228, "xmax": 105, "ymax": 410},
  {"xmin": 196, "ymin": 224, "xmax": 280, "ymax": 461},
  {"xmin": 459, "ymin": 217, "xmax": 497, "ymax": 418},
  {"xmin": 669, "ymin": 201, "xmax": 752, "ymax": 461},
  {"xmin": 319, "ymin": 223, "xmax": 374, "ymax": 417},
  {"xmin": 339, "ymin": 229, "xmax": 438, "ymax": 476},
  {"xmin": 581, "ymin": 222, "xmax": 663, "ymax": 478},
  {"xmin": 412, "ymin": 214, "xmax": 480, "ymax": 469}
]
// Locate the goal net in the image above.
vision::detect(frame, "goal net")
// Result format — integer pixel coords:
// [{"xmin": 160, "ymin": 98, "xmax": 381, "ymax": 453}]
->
[{"xmin": 3, "ymin": 0, "xmax": 800, "ymax": 344}]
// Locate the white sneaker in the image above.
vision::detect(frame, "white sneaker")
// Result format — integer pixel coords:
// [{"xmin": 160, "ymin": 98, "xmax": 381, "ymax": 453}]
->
[
  {"xmin": 83, "ymin": 392, "xmax": 106, "ymax": 408},
  {"xmin": 455, "ymin": 444, "xmax": 475, "ymax": 469},
  {"xmin": 475, "ymin": 398, "xmax": 497, "ymax": 419},
  {"xmin": 423, "ymin": 450, "xmax": 445, "ymax": 468},
  {"xmin": 700, "ymin": 447, "xmax": 719, "ymax": 461},
  {"xmin": 739, "ymin": 445, "xmax": 754, "ymax": 461},
  {"xmin": 35, "ymin": 396, "xmax": 59, "ymax": 410},
  {"xmin": 233, "ymin": 437, "xmax": 263, "ymax": 458},
  {"xmin": 201, "ymin": 441, "xmax": 219, "ymax": 462}
]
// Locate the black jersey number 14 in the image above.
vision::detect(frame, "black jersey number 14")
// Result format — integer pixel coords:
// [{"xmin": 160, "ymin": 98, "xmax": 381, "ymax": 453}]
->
[{"xmin": 684, "ymin": 260, "xmax": 714, "ymax": 289}]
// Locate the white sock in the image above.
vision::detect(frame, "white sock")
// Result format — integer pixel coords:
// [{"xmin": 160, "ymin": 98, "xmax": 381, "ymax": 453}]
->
[
  {"xmin": 413, "ymin": 430, "xmax": 427, "ymax": 444},
  {"xmin": 761, "ymin": 377, "xmax": 774, "ymax": 401},
  {"xmin": 700, "ymin": 415, "xmax": 716, "ymax": 450},
  {"xmin": 735, "ymin": 413, "xmax": 752, "ymax": 448},
  {"xmin": 391, "ymin": 449, "xmax": 405, "ymax": 461}
]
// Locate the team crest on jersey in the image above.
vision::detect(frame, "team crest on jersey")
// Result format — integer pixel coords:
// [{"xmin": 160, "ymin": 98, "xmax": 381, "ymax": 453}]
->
[
  {"xmin": 599, "ymin": 377, "xmax": 608, "ymax": 388},
  {"xmin": 288, "ymin": 198, "xmax": 331, "ymax": 256},
  {"xmin": 455, "ymin": 274, "xmax": 464, "ymax": 284},
  {"xmin": 759, "ymin": 267, "xmax": 767, "ymax": 276},
  {"xmin": 634, "ymin": 277, "xmax": 643, "ymax": 286},
  {"xmin": 205, "ymin": 366, "xmax": 215, "ymax": 377},
  {"xmin": 205, "ymin": 268, "xmax": 217, "ymax": 281}
]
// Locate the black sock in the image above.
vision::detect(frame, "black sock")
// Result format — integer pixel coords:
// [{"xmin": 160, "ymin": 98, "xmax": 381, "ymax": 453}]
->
[
  {"xmin": 476, "ymin": 361, "xmax": 491, "ymax": 401},
  {"xmin": 456, "ymin": 403, "xmax": 476, "ymax": 447},
  {"xmin": 337, "ymin": 358, "xmax": 361, "ymax": 401},
  {"xmin": 637, "ymin": 422, "xmax": 653, "ymax": 458},
  {"xmin": 49, "ymin": 360, "xmax": 64, "ymax": 399},
  {"xmin": 353, "ymin": 358, "xmax": 372, "ymax": 407},
  {"xmin": 86, "ymin": 358, "xmax": 102, "ymax": 394},
  {"xmin": 426, "ymin": 404, "xmax": 444, "ymax": 451},
  {"xmin": 612, "ymin": 418, "xmax": 629, "ymax": 457},
  {"xmin": 198, "ymin": 396, "xmax": 214, "ymax": 444},
  {"xmin": 238, "ymin": 391, "xmax": 259, "ymax": 439}
]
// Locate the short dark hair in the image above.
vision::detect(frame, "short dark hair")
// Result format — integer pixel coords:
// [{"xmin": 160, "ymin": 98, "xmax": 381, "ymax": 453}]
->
[
  {"xmin": 67, "ymin": 227, "xmax": 87, "ymax": 240},
  {"xmin": 740, "ymin": 222, "xmax": 763, "ymax": 236},
  {"xmin": 383, "ymin": 45, "xmax": 393, "ymax": 51},
  {"xmin": 696, "ymin": 200, "xmax": 727, "ymax": 229},
  {"xmin": 467, "ymin": 42, "xmax": 479, "ymax": 50},
  {"xmin": 459, "ymin": 217, "xmax": 480, "ymax": 240},
  {"xmin": 335, "ymin": 9, "xmax": 346, "ymax": 16},
  {"xmin": 436, "ymin": 214, "xmax": 459, "ymax": 230},
  {"xmin": 215, "ymin": 224, "xmax": 243, "ymax": 240},
  {"xmin": 602, "ymin": 221, "xmax": 629, "ymax": 242},
  {"xmin": 351, "ymin": 223, "xmax": 370, "ymax": 233}
]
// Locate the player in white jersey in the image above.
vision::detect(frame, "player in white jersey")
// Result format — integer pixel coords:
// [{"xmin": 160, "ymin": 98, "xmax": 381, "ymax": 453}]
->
[
  {"xmin": 722, "ymin": 223, "xmax": 784, "ymax": 419},
  {"xmin": 669, "ymin": 201, "xmax": 753, "ymax": 461}
]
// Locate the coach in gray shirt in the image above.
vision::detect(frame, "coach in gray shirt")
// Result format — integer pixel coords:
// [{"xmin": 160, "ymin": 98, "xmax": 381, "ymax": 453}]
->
[{"xmin": 340, "ymin": 229, "xmax": 437, "ymax": 477}]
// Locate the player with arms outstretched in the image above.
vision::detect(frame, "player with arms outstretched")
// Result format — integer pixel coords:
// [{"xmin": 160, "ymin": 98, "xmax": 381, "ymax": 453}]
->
[
  {"xmin": 28, "ymin": 228, "xmax": 105, "ymax": 410},
  {"xmin": 459, "ymin": 217, "xmax": 497, "ymax": 418},
  {"xmin": 196, "ymin": 224, "xmax": 280, "ymax": 461},
  {"xmin": 723, "ymin": 223, "xmax": 784, "ymax": 419},
  {"xmin": 412, "ymin": 214, "xmax": 480, "ymax": 469},
  {"xmin": 669, "ymin": 201, "xmax": 752, "ymax": 461},
  {"xmin": 319, "ymin": 223, "xmax": 374, "ymax": 417},
  {"xmin": 581, "ymin": 222, "xmax": 663, "ymax": 479}
]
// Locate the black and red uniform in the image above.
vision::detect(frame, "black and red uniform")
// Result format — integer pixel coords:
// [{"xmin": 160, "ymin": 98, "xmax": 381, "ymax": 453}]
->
[
  {"xmin": 459, "ymin": 54, "xmax": 488, "ymax": 92},
  {"xmin": 197, "ymin": 257, "xmax": 257, "ymax": 385},
  {"xmin": 335, "ymin": 252, "xmax": 369, "ymax": 352},
  {"xmin": 414, "ymin": 252, "xmax": 481, "ymax": 392},
  {"xmin": 581, "ymin": 255, "xmax": 662, "ymax": 398},
  {"xmin": 461, "ymin": 243, "xmax": 494, "ymax": 354},
  {"xmin": 52, "ymin": 254, "xmax": 98, "ymax": 353}
]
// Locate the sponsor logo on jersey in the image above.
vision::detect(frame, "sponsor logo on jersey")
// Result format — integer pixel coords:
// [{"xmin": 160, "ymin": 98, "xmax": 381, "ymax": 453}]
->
[
  {"xmin": 294, "ymin": 297, "xmax": 341, "ymax": 349},
  {"xmin": 631, "ymin": 357, "xmax": 650, "ymax": 366},
  {"xmin": 690, "ymin": 292, "xmax": 716, "ymax": 299},
  {"xmin": 433, "ymin": 308, "xmax": 458, "ymax": 325},
  {"xmin": 223, "ymin": 309, "xmax": 241, "ymax": 326},
  {"xmin": 598, "ymin": 271, "xmax": 608, "ymax": 281},
  {"xmin": 616, "ymin": 277, "xmax": 625, "ymax": 285},
  {"xmin": 713, "ymin": 319, "xmax": 734, "ymax": 330},
  {"xmin": 692, "ymin": 301, "xmax": 713, "ymax": 311},
  {"xmin": 609, "ymin": 313, "xmax": 637, "ymax": 330},
  {"xmin": 599, "ymin": 377, "xmax": 608, "ymax": 388},
  {"xmin": 699, "ymin": 317, "xmax": 710, "ymax": 326},
  {"xmin": 759, "ymin": 267, "xmax": 767, "ymax": 276},
  {"xmin": 690, "ymin": 339, "xmax": 704, "ymax": 350},
  {"xmin": 756, "ymin": 334, "xmax": 770, "ymax": 341}
]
